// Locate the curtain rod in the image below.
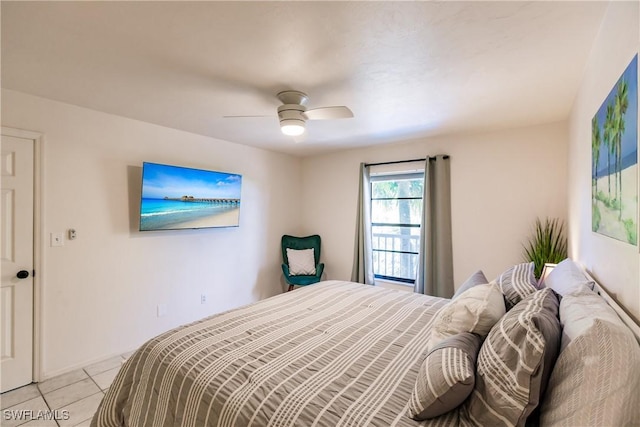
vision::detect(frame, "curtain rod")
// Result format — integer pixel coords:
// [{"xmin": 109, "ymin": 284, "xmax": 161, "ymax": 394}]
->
[{"xmin": 364, "ymin": 155, "xmax": 449, "ymax": 167}]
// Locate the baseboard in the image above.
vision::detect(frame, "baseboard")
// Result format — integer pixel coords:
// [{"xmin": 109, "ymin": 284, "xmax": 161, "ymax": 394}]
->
[{"xmin": 38, "ymin": 347, "xmax": 138, "ymax": 382}]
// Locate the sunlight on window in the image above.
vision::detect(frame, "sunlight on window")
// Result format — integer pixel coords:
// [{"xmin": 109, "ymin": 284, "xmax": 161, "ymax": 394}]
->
[{"xmin": 371, "ymin": 173, "xmax": 423, "ymax": 284}]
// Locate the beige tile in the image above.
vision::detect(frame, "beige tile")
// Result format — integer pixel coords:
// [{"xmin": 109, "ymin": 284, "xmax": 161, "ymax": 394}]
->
[
  {"xmin": 2, "ymin": 396, "xmax": 49, "ymax": 427},
  {"xmin": 57, "ymin": 393, "xmax": 103, "ymax": 427},
  {"xmin": 21, "ymin": 419, "xmax": 59, "ymax": 427},
  {"xmin": 90, "ymin": 367, "xmax": 120, "ymax": 391},
  {"xmin": 38, "ymin": 369, "xmax": 88, "ymax": 394},
  {"xmin": 83, "ymin": 356, "xmax": 124, "ymax": 377},
  {"xmin": 0, "ymin": 383, "xmax": 40, "ymax": 410},
  {"xmin": 120, "ymin": 350, "xmax": 136, "ymax": 359},
  {"xmin": 43, "ymin": 377, "xmax": 100, "ymax": 410},
  {"xmin": 73, "ymin": 417, "xmax": 94, "ymax": 427}
]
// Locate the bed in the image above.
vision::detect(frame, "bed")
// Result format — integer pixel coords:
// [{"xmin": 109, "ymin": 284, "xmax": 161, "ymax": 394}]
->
[{"xmin": 91, "ymin": 261, "xmax": 640, "ymax": 427}]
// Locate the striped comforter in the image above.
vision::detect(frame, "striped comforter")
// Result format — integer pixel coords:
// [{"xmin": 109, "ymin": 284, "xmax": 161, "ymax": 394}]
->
[{"xmin": 91, "ymin": 280, "xmax": 459, "ymax": 427}]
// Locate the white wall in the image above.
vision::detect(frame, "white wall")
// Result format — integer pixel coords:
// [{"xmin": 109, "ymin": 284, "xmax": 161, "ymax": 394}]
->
[
  {"xmin": 567, "ymin": 1, "xmax": 640, "ymax": 319},
  {"xmin": 301, "ymin": 122, "xmax": 568, "ymax": 288},
  {"xmin": 2, "ymin": 89, "xmax": 303, "ymax": 378}
]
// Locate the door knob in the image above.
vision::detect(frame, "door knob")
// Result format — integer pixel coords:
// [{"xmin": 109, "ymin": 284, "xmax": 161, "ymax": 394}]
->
[{"xmin": 16, "ymin": 270, "xmax": 29, "ymax": 279}]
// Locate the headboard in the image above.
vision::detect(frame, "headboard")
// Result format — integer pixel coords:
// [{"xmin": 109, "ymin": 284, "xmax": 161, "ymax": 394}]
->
[{"xmin": 586, "ymin": 270, "xmax": 640, "ymax": 344}]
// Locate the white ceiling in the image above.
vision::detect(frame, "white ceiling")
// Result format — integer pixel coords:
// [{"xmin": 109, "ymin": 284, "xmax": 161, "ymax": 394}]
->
[{"xmin": 1, "ymin": 1, "xmax": 607, "ymax": 157}]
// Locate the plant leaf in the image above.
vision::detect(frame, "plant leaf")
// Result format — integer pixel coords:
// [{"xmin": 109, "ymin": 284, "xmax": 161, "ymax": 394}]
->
[{"xmin": 522, "ymin": 217, "xmax": 568, "ymax": 278}]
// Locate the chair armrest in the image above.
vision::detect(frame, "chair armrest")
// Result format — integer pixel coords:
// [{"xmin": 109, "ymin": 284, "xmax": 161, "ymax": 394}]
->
[
  {"xmin": 315, "ymin": 263, "xmax": 325, "ymax": 279},
  {"xmin": 282, "ymin": 263, "xmax": 291, "ymax": 277}
]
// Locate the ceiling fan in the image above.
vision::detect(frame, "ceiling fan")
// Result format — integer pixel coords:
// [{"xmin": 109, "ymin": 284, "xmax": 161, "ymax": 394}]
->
[{"xmin": 224, "ymin": 90, "xmax": 354, "ymax": 137}]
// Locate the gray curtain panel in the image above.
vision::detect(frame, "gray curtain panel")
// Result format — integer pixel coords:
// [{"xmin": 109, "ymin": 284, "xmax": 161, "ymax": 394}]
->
[
  {"xmin": 416, "ymin": 155, "xmax": 454, "ymax": 297},
  {"xmin": 351, "ymin": 162, "xmax": 375, "ymax": 285}
]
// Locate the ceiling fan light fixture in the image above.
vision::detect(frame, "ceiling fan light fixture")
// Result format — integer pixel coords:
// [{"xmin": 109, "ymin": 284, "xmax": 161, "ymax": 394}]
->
[
  {"xmin": 280, "ymin": 119, "xmax": 306, "ymax": 136},
  {"xmin": 226, "ymin": 90, "xmax": 352, "ymax": 140}
]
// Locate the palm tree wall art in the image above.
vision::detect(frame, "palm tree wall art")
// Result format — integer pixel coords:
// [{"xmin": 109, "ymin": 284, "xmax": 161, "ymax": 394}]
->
[{"xmin": 591, "ymin": 55, "xmax": 638, "ymax": 245}]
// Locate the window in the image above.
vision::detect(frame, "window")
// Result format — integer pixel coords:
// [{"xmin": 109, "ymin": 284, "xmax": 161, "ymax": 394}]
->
[{"xmin": 370, "ymin": 172, "xmax": 424, "ymax": 284}]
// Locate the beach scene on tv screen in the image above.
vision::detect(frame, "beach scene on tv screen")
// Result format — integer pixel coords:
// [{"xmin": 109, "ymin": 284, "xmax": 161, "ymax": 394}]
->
[{"xmin": 140, "ymin": 163, "xmax": 242, "ymax": 231}]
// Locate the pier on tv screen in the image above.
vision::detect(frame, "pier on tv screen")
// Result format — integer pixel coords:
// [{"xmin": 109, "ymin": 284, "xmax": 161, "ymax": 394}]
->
[{"xmin": 139, "ymin": 162, "xmax": 242, "ymax": 231}]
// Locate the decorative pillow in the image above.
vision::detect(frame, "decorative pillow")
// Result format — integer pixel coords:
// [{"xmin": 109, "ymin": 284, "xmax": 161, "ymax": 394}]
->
[
  {"xmin": 461, "ymin": 288, "xmax": 561, "ymax": 427},
  {"xmin": 495, "ymin": 261, "xmax": 538, "ymax": 310},
  {"xmin": 452, "ymin": 270, "xmax": 488, "ymax": 299},
  {"xmin": 539, "ymin": 319, "xmax": 640, "ymax": 426},
  {"xmin": 427, "ymin": 283, "xmax": 505, "ymax": 350},
  {"xmin": 558, "ymin": 284, "xmax": 622, "ymax": 351},
  {"xmin": 543, "ymin": 258, "xmax": 595, "ymax": 296},
  {"xmin": 286, "ymin": 248, "xmax": 316, "ymax": 275},
  {"xmin": 408, "ymin": 333, "xmax": 482, "ymax": 420}
]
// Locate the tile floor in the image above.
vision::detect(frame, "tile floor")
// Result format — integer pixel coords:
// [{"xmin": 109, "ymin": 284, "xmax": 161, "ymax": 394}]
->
[{"xmin": 1, "ymin": 352, "xmax": 133, "ymax": 427}]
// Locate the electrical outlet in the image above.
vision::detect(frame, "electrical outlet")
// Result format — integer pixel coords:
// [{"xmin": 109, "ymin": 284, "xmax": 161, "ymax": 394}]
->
[{"xmin": 200, "ymin": 294, "xmax": 207, "ymax": 304}]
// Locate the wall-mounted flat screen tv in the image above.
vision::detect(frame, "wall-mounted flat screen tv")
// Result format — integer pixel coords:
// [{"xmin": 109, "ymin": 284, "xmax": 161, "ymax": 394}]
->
[{"xmin": 139, "ymin": 162, "xmax": 242, "ymax": 231}]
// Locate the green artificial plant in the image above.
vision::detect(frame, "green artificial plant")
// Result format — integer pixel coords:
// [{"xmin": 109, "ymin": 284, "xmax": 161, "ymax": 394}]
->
[{"xmin": 523, "ymin": 217, "xmax": 568, "ymax": 279}]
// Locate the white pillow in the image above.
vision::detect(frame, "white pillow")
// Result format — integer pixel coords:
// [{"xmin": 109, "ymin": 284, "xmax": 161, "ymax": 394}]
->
[
  {"xmin": 427, "ymin": 282, "xmax": 506, "ymax": 350},
  {"xmin": 286, "ymin": 248, "xmax": 316, "ymax": 276},
  {"xmin": 559, "ymin": 283, "xmax": 622, "ymax": 351},
  {"xmin": 544, "ymin": 258, "xmax": 594, "ymax": 296}
]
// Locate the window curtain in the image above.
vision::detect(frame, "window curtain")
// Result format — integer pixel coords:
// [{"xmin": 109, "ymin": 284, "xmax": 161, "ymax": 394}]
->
[
  {"xmin": 415, "ymin": 155, "xmax": 454, "ymax": 297},
  {"xmin": 351, "ymin": 162, "xmax": 375, "ymax": 285}
]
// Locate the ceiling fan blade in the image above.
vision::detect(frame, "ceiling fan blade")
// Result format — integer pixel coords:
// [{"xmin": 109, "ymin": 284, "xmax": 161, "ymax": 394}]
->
[{"xmin": 303, "ymin": 106, "xmax": 353, "ymax": 120}]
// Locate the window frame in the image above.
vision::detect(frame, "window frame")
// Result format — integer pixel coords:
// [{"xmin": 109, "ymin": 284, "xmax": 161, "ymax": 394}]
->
[{"xmin": 370, "ymin": 171, "xmax": 424, "ymax": 285}]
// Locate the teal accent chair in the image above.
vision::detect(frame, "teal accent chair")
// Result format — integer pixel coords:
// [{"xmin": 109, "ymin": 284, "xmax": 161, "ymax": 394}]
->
[{"xmin": 281, "ymin": 234, "xmax": 324, "ymax": 291}]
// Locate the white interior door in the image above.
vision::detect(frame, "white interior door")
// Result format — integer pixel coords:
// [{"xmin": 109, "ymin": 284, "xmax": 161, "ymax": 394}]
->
[{"xmin": 1, "ymin": 134, "xmax": 34, "ymax": 393}]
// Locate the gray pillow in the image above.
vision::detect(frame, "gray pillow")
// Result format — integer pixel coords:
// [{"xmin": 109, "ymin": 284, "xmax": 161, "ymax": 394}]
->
[
  {"xmin": 461, "ymin": 288, "xmax": 561, "ymax": 427},
  {"xmin": 539, "ymin": 319, "xmax": 640, "ymax": 426},
  {"xmin": 453, "ymin": 270, "xmax": 488, "ymax": 299},
  {"xmin": 543, "ymin": 258, "xmax": 594, "ymax": 296},
  {"xmin": 495, "ymin": 262, "xmax": 538, "ymax": 310},
  {"xmin": 408, "ymin": 332, "xmax": 482, "ymax": 420}
]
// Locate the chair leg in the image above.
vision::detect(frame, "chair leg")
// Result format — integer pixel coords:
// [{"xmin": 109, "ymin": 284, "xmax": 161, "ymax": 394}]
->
[{"xmin": 287, "ymin": 285, "xmax": 294, "ymax": 292}]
